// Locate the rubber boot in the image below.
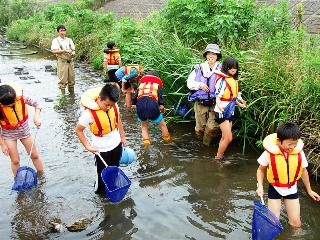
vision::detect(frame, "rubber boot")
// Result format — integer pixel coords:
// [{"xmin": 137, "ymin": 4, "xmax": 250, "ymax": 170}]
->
[
  {"xmin": 68, "ymin": 86, "xmax": 75, "ymax": 95},
  {"xmin": 195, "ymin": 130, "xmax": 204, "ymax": 139},
  {"xmin": 203, "ymin": 134, "xmax": 213, "ymax": 146},
  {"xmin": 61, "ymin": 89, "xmax": 65, "ymax": 95}
]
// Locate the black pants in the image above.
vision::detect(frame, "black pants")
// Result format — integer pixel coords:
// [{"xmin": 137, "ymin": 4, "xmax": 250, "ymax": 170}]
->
[{"xmin": 94, "ymin": 143, "xmax": 122, "ymax": 193}]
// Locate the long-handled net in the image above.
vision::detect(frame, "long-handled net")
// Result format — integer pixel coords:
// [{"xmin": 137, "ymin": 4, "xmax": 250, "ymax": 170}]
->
[
  {"xmin": 96, "ymin": 152, "xmax": 131, "ymax": 203},
  {"xmin": 12, "ymin": 129, "xmax": 38, "ymax": 192},
  {"xmin": 252, "ymin": 196, "xmax": 283, "ymax": 240},
  {"xmin": 84, "ymin": 133, "xmax": 131, "ymax": 203}
]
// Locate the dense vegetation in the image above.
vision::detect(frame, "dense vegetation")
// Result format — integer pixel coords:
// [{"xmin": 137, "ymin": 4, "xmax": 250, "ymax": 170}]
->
[{"xmin": 1, "ymin": 0, "xmax": 320, "ymax": 161}]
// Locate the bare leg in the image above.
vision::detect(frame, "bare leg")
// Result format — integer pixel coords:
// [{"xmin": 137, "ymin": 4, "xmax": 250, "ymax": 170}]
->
[
  {"xmin": 4, "ymin": 140, "xmax": 20, "ymax": 176},
  {"xmin": 141, "ymin": 121, "xmax": 150, "ymax": 144},
  {"xmin": 215, "ymin": 120, "xmax": 233, "ymax": 158},
  {"xmin": 125, "ymin": 88, "xmax": 132, "ymax": 109},
  {"xmin": 158, "ymin": 119, "xmax": 170, "ymax": 140},
  {"xmin": 267, "ymin": 198, "xmax": 282, "ymax": 219},
  {"xmin": 21, "ymin": 136, "xmax": 44, "ymax": 174},
  {"xmin": 284, "ymin": 198, "xmax": 301, "ymax": 228}
]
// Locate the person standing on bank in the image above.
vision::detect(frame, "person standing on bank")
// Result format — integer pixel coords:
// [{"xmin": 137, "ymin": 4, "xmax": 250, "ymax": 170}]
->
[
  {"xmin": 187, "ymin": 44, "xmax": 222, "ymax": 145},
  {"xmin": 51, "ymin": 25, "xmax": 76, "ymax": 95}
]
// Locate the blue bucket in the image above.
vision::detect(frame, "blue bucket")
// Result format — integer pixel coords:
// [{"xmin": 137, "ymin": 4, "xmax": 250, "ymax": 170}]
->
[
  {"xmin": 101, "ymin": 166, "xmax": 131, "ymax": 203},
  {"xmin": 173, "ymin": 103, "xmax": 192, "ymax": 118},
  {"xmin": 119, "ymin": 146, "xmax": 136, "ymax": 167}
]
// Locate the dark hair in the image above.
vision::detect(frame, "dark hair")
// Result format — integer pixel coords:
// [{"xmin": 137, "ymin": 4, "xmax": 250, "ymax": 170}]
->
[
  {"xmin": 0, "ymin": 85, "xmax": 16, "ymax": 105},
  {"xmin": 277, "ymin": 122, "xmax": 301, "ymax": 142},
  {"xmin": 103, "ymin": 41, "xmax": 116, "ymax": 53},
  {"xmin": 107, "ymin": 41, "xmax": 115, "ymax": 49},
  {"xmin": 221, "ymin": 57, "xmax": 239, "ymax": 80},
  {"xmin": 146, "ymin": 70, "xmax": 159, "ymax": 77},
  {"xmin": 99, "ymin": 83, "xmax": 119, "ymax": 102},
  {"xmin": 57, "ymin": 25, "xmax": 66, "ymax": 32}
]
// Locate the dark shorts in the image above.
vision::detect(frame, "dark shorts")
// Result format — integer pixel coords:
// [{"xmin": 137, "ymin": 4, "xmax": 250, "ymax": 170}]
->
[
  {"xmin": 214, "ymin": 112, "xmax": 234, "ymax": 125},
  {"xmin": 107, "ymin": 69, "xmax": 118, "ymax": 82},
  {"xmin": 136, "ymin": 97, "xmax": 161, "ymax": 121},
  {"xmin": 268, "ymin": 184, "xmax": 299, "ymax": 199}
]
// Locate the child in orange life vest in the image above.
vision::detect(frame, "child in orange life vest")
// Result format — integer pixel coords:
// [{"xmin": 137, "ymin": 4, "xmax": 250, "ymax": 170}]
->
[
  {"xmin": 0, "ymin": 83, "xmax": 44, "ymax": 177},
  {"xmin": 103, "ymin": 41, "xmax": 122, "ymax": 84},
  {"xmin": 115, "ymin": 65, "xmax": 143, "ymax": 109},
  {"xmin": 214, "ymin": 57, "xmax": 246, "ymax": 159},
  {"xmin": 75, "ymin": 84, "xmax": 127, "ymax": 193},
  {"xmin": 131, "ymin": 71, "xmax": 170, "ymax": 145},
  {"xmin": 256, "ymin": 122, "xmax": 320, "ymax": 228}
]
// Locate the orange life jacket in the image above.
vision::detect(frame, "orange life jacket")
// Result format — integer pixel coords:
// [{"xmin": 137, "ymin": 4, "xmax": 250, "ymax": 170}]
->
[
  {"xmin": 264, "ymin": 133, "xmax": 304, "ymax": 188},
  {"xmin": 0, "ymin": 83, "xmax": 28, "ymax": 129},
  {"xmin": 137, "ymin": 75, "xmax": 163, "ymax": 102},
  {"xmin": 214, "ymin": 70, "xmax": 238, "ymax": 101},
  {"xmin": 124, "ymin": 65, "xmax": 143, "ymax": 81},
  {"xmin": 81, "ymin": 87, "xmax": 119, "ymax": 137},
  {"xmin": 105, "ymin": 49, "xmax": 120, "ymax": 65}
]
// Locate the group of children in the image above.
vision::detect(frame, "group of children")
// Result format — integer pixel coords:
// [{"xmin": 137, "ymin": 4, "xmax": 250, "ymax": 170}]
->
[{"xmin": 0, "ymin": 40, "xmax": 319, "ymax": 231}]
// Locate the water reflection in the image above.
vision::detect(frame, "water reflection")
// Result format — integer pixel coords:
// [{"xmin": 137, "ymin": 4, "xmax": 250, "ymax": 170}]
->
[
  {"xmin": 1, "ymin": 42, "xmax": 320, "ymax": 240},
  {"xmin": 11, "ymin": 176, "xmax": 50, "ymax": 240}
]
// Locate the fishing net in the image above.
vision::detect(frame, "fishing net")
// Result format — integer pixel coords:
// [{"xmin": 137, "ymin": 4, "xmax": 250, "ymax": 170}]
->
[
  {"xmin": 12, "ymin": 166, "xmax": 38, "ymax": 191},
  {"xmin": 101, "ymin": 166, "xmax": 131, "ymax": 203},
  {"xmin": 252, "ymin": 201, "xmax": 283, "ymax": 240},
  {"xmin": 223, "ymin": 98, "xmax": 236, "ymax": 120}
]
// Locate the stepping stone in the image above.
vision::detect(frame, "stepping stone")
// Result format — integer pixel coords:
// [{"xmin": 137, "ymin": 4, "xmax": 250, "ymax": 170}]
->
[
  {"xmin": 19, "ymin": 76, "xmax": 28, "ymax": 80},
  {"xmin": 28, "ymin": 76, "xmax": 35, "ymax": 79}
]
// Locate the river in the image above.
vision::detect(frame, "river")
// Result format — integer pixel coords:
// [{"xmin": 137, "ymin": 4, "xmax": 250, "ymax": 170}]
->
[{"xmin": 0, "ymin": 41, "xmax": 319, "ymax": 240}]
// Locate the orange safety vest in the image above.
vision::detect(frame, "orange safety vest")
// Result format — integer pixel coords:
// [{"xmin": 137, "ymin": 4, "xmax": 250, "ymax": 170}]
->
[
  {"xmin": 124, "ymin": 65, "xmax": 143, "ymax": 81},
  {"xmin": 214, "ymin": 70, "xmax": 238, "ymax": 101},
  {"xmin": 137, "ymin": 75, "xmax": 163, "ymax": 102},
  {"xmin": 80, "ymin": 87, "xmax": 119, "ymax": 137},
  {"xmin": 0, "ymin": 83, "xmax": 28, "ymax": 129},
  {"xmin": 264, "ymin": 133, "xmax": 304, "ymax": 188},
  {"xmin": 105, "ymin": 49, "xmax": 120, "ymax": 65}
]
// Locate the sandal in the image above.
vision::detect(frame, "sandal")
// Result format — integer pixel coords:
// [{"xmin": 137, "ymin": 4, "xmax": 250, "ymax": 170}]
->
[{"xmin": 214, "ymin": 156, "xmax": 224, "ymax": 160}]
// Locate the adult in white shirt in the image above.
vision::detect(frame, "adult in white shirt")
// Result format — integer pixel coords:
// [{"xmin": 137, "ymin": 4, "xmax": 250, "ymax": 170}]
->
[{"xmin": 51, "ymin": 25, "xmax": 75, "ymax": 95}]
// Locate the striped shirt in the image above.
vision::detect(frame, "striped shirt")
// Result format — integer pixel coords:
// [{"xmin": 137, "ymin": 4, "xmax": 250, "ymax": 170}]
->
[{"xmin": 0, "ymin": 95, "xmax": 41, "ymax": 141}]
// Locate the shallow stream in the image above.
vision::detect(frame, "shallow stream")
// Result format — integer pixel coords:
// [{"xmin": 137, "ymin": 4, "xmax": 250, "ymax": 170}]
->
[{"xmin": 0, "ymin": 41, "xmax": 319, "ymax": 240}]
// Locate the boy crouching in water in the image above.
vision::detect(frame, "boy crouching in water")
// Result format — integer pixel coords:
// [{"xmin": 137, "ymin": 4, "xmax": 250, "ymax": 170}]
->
[
  {"xmin": 256, "ymin": 122, "xmax": 320, "ymax": 228},
  {"xmin": 75, "ymin": 84, "xmax": 126, "ymax": 193},
  {"xmin": 131, "ymin": 70, "xmax": 170, "ymax": 145}
]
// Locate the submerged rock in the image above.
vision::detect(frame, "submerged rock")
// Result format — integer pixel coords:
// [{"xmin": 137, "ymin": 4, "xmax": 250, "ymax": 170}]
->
[
  {"xmin": 66, "ymin": 218, "xmax": 92, "ymax": 232},
  {"xmin": 49, "ymin": 219, "xmax": 64, "ymax": 233}
]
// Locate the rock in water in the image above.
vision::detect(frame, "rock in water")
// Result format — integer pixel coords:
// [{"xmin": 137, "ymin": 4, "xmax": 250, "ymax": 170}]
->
[{"xmin": 66, "ymin": 218, "xmax": 92, "ymax": 232}]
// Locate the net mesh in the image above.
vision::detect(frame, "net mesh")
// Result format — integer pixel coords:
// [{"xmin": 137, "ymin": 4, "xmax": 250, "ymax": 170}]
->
[
  {"xmin": 252, "ymin": 201, "xmax": 283, "ymax": 240},
  {"xmin": 12, "ymin": 166, "xmax": 38, "ymax": 191},
  {"xmin": 101, "ymin": 166, "xmax": 131, "ymax": 203},
  {"xmin": 223, "ymin": 98, "xmax": 236, "ymax": 120}
]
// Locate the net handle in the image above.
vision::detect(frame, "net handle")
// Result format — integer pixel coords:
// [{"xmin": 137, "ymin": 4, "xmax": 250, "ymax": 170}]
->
[
  {"xmin": 27, "ymin": 128, "xmax": 38, "ymax": 166},
  {"xmin": 257, "ymin": 183, "xmax": 265, "ymax": 205},
  {"xmin": 84, "ymin": 132, "xmax": 108, "ymax": 168}
]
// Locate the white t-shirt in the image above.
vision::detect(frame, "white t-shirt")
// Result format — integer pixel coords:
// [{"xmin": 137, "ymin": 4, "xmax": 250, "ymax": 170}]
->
[
  {"xmin": 77, "ymin": 108, "xmax": 121, "ymax": 152},
  {"xmin": 51, "ymin": 37, "xmax": 75, "ymax": 51},
  {"xmin": 258, "ymin": 150, "xmax": 308, "ymax": 196}
]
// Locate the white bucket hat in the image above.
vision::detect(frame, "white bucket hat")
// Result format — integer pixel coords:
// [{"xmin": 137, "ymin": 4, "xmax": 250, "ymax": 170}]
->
[{"xmin": 203, "ymin": 44, "xmax": 222, "ymax": 59}]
